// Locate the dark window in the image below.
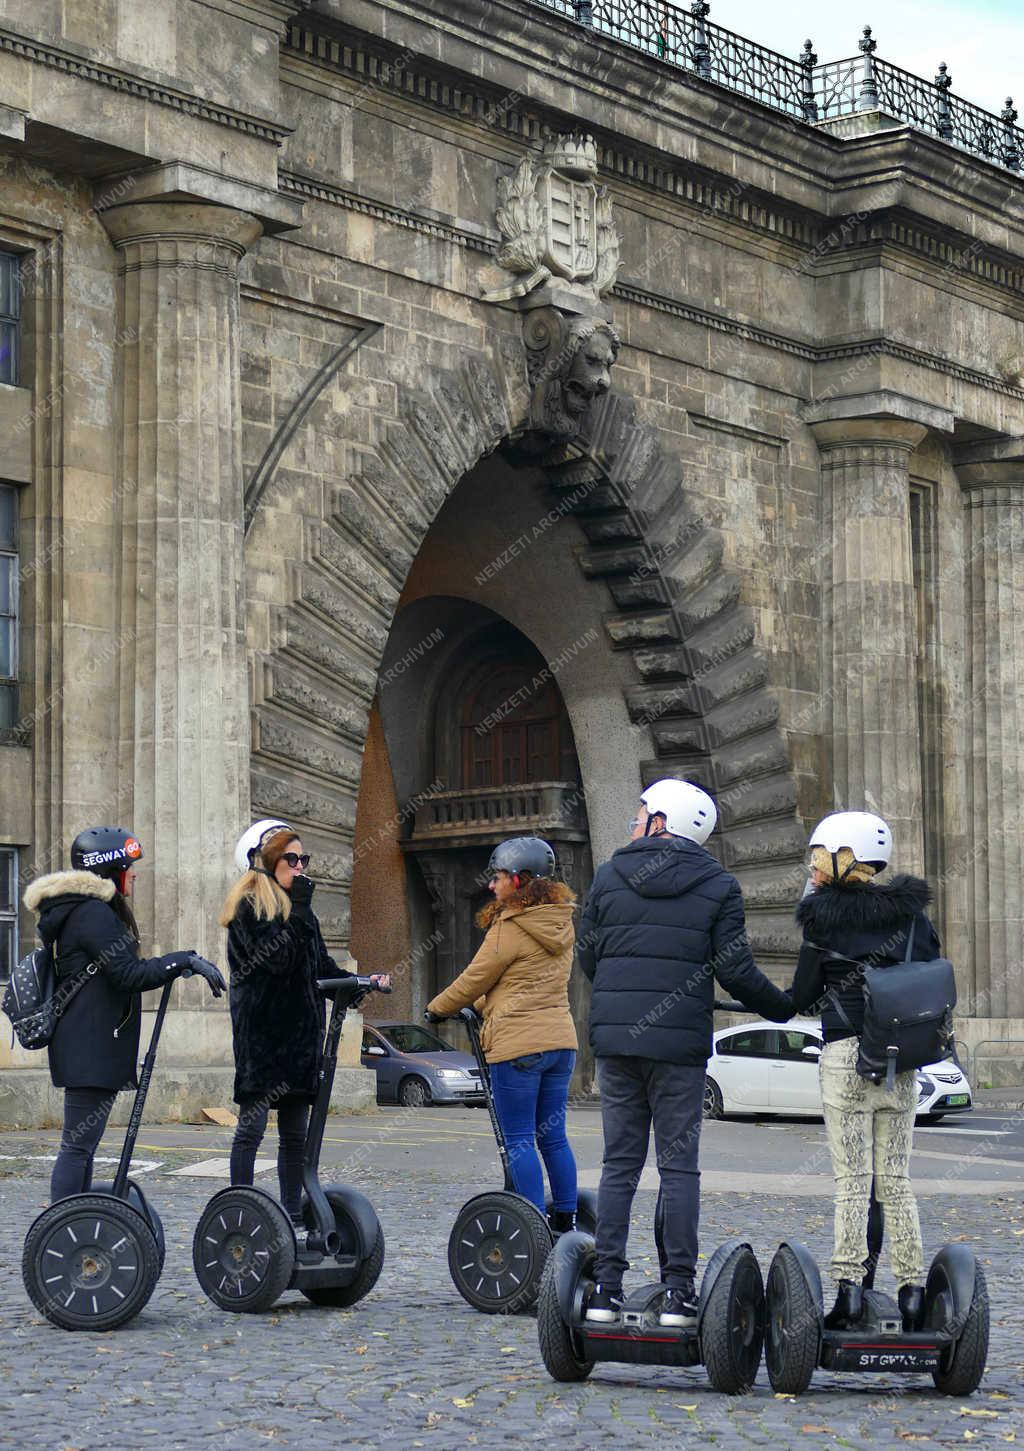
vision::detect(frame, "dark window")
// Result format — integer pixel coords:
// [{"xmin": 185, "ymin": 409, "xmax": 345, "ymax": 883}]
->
[
  {"xmin": 775, "ymin": 1030, "xmax": 822, "ymax": 1061},
  {"xmin": 0, "ymin": 252, "xmax": 19, "ymax": 385},
  {"xmin": 0, "ymin": 485, "xmax": 16, "ymax": 730},
  {"xmin": 0, "ymin": 847, "xmax": 17, "ymax": 978},
  {"xmin": 716, "ymin": 1029, "xmax": 778, "ymax": 1058},
  {"xmin": 377, "ymin": 1024, "xmax": 453, "ymax": 1054},
  {"xmin": 461, "ymin": 670, "xmax": 571, "ymax": 788},
  {"xmin": 361, "ymin": 1029, "xmax": 387, "ymax": 1054}
]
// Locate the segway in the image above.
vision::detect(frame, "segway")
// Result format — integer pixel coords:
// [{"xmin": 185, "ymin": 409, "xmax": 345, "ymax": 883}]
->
[
  {"xmin": 765, "ymin": 1233, "xmax": 989, "ymax": 1395},
  {"xmin": 193, "ymin": 975, "xmax": 389, "ymax": 1313},
  {"xmin": 443, "ymin": 1005, "xmax": 598, "ymax": 1314},
  {"xmin": 22, "ymin": 978, "xmax": 175, "ymax": 1331},
  {"xmin": 538, "ymin": 1232, "xmax": 765, "ymax": 1393}
]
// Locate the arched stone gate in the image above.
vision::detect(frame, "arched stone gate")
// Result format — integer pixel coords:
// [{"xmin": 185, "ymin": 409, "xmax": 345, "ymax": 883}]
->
[{"xmin": 246, "ymin": 338, "xmax": 806, "ymax": 1006}]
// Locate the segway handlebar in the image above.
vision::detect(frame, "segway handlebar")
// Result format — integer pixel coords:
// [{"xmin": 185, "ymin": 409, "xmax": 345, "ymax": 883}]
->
[{"xmin": 317, "ymin": 973, "xmax": 393, "ymax": 1004}]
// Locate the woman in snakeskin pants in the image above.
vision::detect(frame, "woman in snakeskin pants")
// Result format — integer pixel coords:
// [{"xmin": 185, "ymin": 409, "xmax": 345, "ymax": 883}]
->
[{"xmin": 785, "ymin": 811, "xmax": 943, "ymax": 1335}]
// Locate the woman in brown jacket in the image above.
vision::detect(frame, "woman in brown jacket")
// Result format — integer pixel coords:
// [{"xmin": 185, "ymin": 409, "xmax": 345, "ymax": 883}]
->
[{"xmin": 426, "ymin": 837, "xmax": 580, "ymax": 1230}]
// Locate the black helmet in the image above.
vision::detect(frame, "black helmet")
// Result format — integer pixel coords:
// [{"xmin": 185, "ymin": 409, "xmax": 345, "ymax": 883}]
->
[
  {"xmin": 70, "ymin": 826, "xmax": 145, "ymax": 879},
  {"xmin": 486, "ymin": 836, "xmax": 556, "ymax": 881}
]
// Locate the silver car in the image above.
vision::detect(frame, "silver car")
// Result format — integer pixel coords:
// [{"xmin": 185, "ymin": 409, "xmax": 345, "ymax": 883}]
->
[{"xmin": 361, "ymin": 1020, "xmax": 486, "ymax": 1107}]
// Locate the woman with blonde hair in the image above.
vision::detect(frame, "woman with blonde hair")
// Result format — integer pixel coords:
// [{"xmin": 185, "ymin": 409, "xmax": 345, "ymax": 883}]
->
[
  {"xmin": 786, "ymin": 811, "xmax": 942, "ymax": 1334},
  {"xmin": 223, "ymin": 819, "xmax": 389, "ymax": 1226},
  {"xmin": 426, "ymin": 836, "xmax": 580, "ymax": 1231}
]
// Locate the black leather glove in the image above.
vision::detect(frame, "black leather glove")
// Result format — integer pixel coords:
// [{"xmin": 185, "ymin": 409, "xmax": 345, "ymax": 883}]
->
[
  {"xmin": 184, "ymin": 953, "xmax": 226, "ymax": 998},
  {"xmin": 424, "ymin": 1009, "xmax": 445, "ymax": 1024},
  {"xmin": 288, "ymin": 873, "xmax": 315, "ymax": 920}
]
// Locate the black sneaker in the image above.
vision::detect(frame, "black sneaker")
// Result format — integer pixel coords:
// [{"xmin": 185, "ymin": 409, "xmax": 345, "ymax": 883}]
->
[
  {"xmin": 659, "ymin": 1284, "xmax": 698, "ymax": 1327},
  {"xmin": 585, "ymin": 1283, "xmax": 623, "ymax": 1323}
]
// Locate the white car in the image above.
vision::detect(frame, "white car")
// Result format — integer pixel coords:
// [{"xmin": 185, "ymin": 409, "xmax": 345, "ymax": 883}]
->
[{"xmin": 704, "ymin": 1017, "xmax": 972, "ymax": 1122}]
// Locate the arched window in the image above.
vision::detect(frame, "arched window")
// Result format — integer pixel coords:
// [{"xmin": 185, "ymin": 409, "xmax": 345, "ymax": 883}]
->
[{"xmin": 460, "ymin": 662, "xmax": 576, "ymax": 787}]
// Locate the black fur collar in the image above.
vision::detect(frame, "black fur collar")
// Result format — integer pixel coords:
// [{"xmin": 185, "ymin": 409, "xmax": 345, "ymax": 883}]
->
[{"xmin": 796, "ymin": 874, "xmax": 932, "ymax": 933}]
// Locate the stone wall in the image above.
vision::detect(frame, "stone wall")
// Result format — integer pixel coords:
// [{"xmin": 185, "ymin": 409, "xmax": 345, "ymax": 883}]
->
[{"xmin": 2, "ymin": 0, "xmax": 1024, "ymax": 1122}]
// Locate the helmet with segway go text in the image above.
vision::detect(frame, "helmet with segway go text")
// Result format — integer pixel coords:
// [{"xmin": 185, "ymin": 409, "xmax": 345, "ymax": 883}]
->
[{"xmin": 70, "ymin": 826, "xmax": 145, "ymax": 879}]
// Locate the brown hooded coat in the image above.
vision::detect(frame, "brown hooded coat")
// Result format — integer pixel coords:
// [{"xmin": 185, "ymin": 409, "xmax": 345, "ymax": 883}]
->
[{"xmin": 426, "ymin": 888, "xmax": 578, "ymax": 1064}]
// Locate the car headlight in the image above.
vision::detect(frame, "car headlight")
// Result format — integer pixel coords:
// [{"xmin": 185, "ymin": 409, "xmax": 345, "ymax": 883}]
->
[
  {"xmin": 437, "ymin": 1068, "xmax": 468, "ymax": 1079},
  {"xmin": 916, "ymin": 1073, "xmax": 933, "ymax": 1099}
]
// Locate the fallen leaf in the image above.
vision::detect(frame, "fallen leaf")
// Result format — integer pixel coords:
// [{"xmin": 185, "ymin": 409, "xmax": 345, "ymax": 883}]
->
[
  {"xmin": 500, "ymin": 1347, "xmax": 516, "ymax": 1353},
  {"xmin": 452, "ymin": 1398, "xmax": 475, "ymax": 1409},
  {"xmin": 354, "ymin": 1345, "xmax": 368, "ymax": 1355},
  {"xmin": 775, "ymin": 1393, "xmax": 795, "ymax": 1401},
  {"xmin": 425, "ymin": 1413, "xmax": 442, "ymax": 1428},
  {"xmin": 960, "ymin": 1409, "xmax": 999, "ymax": 1418},
  {"xmin": 801, "ymin": 1427, "xmax": 834, "ymax": 1435},
  {"xmin": 674, "ymin": 1405, "xmax": 698, "ymax": 1412},
  {"xmin": 965, "ymin": 1433, "xmax": 978, "ymax": 1442},
  {"xmin": 897, "ymin": 1436, "xmax": 929, "ymax": 1443},
  {"xmin": 991, "ymin": 1393, "xmax": 1010, "ymax": 1400}
]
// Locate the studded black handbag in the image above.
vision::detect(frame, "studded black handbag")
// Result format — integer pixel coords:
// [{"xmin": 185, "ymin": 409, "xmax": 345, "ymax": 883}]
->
[{"xmin": 2, "ymin": 942, "xmax": 99, "ymax": 1050}]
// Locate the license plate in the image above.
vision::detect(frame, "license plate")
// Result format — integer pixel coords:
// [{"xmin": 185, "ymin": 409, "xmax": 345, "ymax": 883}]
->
[{"xmin": 947, "ymin": 1093, "xmax": 969, "ymax": 1105}]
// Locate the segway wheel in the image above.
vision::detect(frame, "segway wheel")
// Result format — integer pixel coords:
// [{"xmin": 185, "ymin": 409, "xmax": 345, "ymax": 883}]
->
[
  {"xmin": 701, "ymin": 1244, "xmax": 765, "ymax": 1394},
  {"xmin": 765, "ymin": 1245, "xmax": 820, "ymax": 1394},
  {"xmin": 193, "ymin": 1187, "xmax": 296, "ymax": 1313},
  {"xmin": 448, "ymin": 1192, "xmax": 551, "ymax": 1314},
  {"xmin": 930, "ymin": 1258, "xmax": 990, "ymax": 1396},
  {"xmin": 537, "ymin": 1245, "xmax": 592, "ymax": 1381},
  {"xmin": 22, "ymin": 1195, "xmax": 161, "ymax": 1332}
]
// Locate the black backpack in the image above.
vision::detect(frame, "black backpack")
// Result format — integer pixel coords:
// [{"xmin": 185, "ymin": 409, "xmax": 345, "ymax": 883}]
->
[
  {"xmin": 827, "ymin": 921, "xmax": 958, "ymax": 1089},
  {"xmin": 2, "ymin": 933, "xmax": 99, "ymax": 1051}
]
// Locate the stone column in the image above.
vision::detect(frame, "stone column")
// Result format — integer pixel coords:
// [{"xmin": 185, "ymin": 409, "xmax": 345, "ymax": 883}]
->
[
  {"xmin": 955, "ymin": 444, "xmax": 1024, "ymax": 1021},
  {"xmin": 102, "ymin": 202, "xmax": 262, "ymax": 957},
  {"xmin": 809, "ymin": 414, "xmax": 928, "ymax": 874}
]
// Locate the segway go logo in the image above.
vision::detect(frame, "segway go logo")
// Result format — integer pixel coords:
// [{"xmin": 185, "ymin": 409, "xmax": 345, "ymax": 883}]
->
[{"xmin": 81, "ymin": 844, "xmax": 139, "ymax": 867}]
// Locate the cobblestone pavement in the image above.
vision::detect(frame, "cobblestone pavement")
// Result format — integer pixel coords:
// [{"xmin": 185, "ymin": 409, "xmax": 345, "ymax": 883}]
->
[{"xmin": 1, "ymin": 1157, "xmax": 1022, "ymax": 1451}]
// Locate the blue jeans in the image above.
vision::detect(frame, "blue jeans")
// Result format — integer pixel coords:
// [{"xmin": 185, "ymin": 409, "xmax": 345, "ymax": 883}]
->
[{"xmin": 489, "ymin": 1048, "xmax": 577, "ymax": 1213}]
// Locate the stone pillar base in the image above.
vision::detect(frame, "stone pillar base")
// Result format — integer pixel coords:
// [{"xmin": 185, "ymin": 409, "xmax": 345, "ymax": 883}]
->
[{"xmin": 0, "ymin": 1065, "xmax": 377, "ymax": 1130}]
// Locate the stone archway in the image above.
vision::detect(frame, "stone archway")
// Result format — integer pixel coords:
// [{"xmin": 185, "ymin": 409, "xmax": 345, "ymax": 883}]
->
[{"xmin": 248, "ymin": 345, "xmax": 804, "ymax": 969}]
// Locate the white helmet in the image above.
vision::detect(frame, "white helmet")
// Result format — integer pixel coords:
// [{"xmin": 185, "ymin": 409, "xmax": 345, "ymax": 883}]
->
[
  {"xmin": 808, "ymin": 811, "xmax": 892, "ymax": 873},
  {"xmin": 640, "ymin": 778, "xmax": 717, "ymax": 846},
  {"xmin": 234, "ymin": 819, "xmax": 291, "ymax": 876}
]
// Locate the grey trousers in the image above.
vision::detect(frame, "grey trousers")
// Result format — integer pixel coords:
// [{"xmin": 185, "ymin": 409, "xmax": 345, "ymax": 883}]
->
[
  {"xmin": 820, "ymin": 1037, "xmax": 924, "ymax": 1288},
  {"xmin": 594, "ymin": 1055, "xmax": 705, "ymax": 1289}
]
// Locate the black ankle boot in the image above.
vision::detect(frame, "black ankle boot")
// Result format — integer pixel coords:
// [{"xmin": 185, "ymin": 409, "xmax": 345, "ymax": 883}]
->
[
  {"xmin": 898, "ymin": 1284, "xmax": 925, "ymax": 1332},
  {"xmin": 824, "ymin": 1279, "xmax": 864, "ymax": 1329},
  {"xmin": 549, "ymin": 1209, "xmax": 576, "ymax": 1235}
]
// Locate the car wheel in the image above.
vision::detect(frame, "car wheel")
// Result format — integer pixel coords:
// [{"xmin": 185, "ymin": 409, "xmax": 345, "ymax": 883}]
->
[
  {"xmin": 704, "ymin": 1077, "xmax": 724, "ymax": 1119},
  {"xmin": 398, "ymin": 1076, "xmax": 431, "ymax": 1108}
]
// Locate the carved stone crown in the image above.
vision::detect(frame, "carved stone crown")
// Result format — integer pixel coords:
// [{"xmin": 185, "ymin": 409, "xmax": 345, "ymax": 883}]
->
[{"xmin": 542, "ymin": 133, "xmax": 597, "ymax": 178}]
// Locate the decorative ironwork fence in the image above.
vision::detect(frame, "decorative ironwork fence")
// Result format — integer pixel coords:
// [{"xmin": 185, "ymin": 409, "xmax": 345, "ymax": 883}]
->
[{"xmin": 532, "ymin": 0, "xmax": 1023, "ymax": 172}]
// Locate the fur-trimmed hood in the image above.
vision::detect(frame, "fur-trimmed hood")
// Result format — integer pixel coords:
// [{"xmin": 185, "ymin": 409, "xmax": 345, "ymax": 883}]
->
[
  {"xmin": 796, "ymin": 874, "xmax": 932, "ymax": 935},
  {"xmin": 24, "ymin": 870, "xmax": 116, "ymax": 914}
]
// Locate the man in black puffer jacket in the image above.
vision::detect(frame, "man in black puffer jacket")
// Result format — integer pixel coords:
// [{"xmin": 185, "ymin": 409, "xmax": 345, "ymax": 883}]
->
[{"xmin": 577, "ymin": 779, "xmax": 792, "ymax": 1327}]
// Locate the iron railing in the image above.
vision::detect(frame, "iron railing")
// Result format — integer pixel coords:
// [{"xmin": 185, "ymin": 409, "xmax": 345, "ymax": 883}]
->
[{"xmin": 533, "ymin": 0, "xmax": 1024, "ymax": 172}]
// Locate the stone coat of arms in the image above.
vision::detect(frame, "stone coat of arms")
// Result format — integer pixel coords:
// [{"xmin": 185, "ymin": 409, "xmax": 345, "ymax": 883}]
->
[{"xmin": 482, "ymin": 134, "xmax": 620, "ymax": 303}]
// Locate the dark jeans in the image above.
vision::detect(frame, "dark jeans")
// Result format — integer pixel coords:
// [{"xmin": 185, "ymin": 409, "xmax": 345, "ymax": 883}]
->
[
  {"xmin": 51, "ymin": 1087, "xmax": 118, "ymax": 1202},
  {"xmin": 594, "ymin": 1055, "xmax": 705, "ymax": 1290},
  {"xmin": 230, "ymin": 1094, "xmax": 310, "ymax": 1219},
  {"xmin": 489, "ymin": 1048, "xmax": 577, "ymax": 1213}
]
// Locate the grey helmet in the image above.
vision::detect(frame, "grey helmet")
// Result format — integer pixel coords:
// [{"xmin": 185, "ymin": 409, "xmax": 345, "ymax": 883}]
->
[{"xmin": 486, "ymin": 836, "xmax": 556, "ymax": 882}]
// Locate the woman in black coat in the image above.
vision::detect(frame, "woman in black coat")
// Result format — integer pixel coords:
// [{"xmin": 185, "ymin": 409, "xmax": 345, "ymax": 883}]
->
[
  {"xmin": 223, "ymin": 820, "xmax": 389, "ymax": 1225},
  {"xmin": 786, "ymin": 811, "xmax": 942, "ymax": 1334},
  {"xmin": 24, "ymin": 826, "xmax": 224, "ymax": 1201}
]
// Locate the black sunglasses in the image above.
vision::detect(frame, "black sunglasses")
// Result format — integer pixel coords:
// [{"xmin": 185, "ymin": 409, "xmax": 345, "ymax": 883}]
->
[{"xmin": 280, "ymin": 853, "xmax": 311, "ymax": 869}]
